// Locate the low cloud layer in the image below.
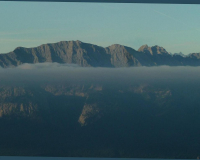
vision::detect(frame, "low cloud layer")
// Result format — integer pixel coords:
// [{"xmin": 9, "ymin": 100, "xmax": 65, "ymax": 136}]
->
[{"xmin": 0, "ymin": 63, "xmax": 200, "ymax": 86}]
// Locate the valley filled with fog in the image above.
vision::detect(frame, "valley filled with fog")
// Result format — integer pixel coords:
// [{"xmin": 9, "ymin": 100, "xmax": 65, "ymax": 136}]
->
[{"xmin": 0, "ymin": 64, "xmax": 199, "ymax": 158}]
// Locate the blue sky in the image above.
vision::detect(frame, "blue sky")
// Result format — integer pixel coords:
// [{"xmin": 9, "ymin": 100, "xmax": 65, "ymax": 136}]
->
[{"xmin": 0, "ymin": 2, "xmax": 200, "ymax": 55}]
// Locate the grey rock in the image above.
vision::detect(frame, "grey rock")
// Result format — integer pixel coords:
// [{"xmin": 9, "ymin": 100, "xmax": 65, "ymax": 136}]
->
[{"xmin": 1, "ymin": 40, "xmax": 200, "ymax": 68}]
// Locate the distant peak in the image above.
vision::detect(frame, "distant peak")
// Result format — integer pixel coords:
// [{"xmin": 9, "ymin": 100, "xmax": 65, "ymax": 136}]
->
[
  {"xmin": 152, "ymin": 45, "xmax": 168, "ymax": 53},
  {"xmin": 56, "ymin": 40, "xmax": 83, "ymax": 47},
  {"xmin": 108, "ymin": 44, "xmax": 126, "ymax": 49},
  {"xmin": 138, "ymin": 44, "xmax": 169, "ymax": 55},
  {"xmin": 13, "ymin": 46, "xmax": 24, "ymax": 52},
  {"xmin": 76, "ymin": 40, "xmax": 82, "ymax": 43},
  {"xmin": 58, "ymin": 40, "xmax": 82, "ymax": 44},
  {"xmin": 110, "ymin": 44, "xmax": 124, "ymax": 47},
  {"xmin": 138, "ymin": 44, "xmax": 150, "ymax": 52},
  {"xmin": 139, "ymin": 44, "xmax": 165, "ymax": 50},
  {"xmin": 143, "ymin": 44, "xmax": 149, "ymax": 48},
  {"xmin": 173, "ymin": 52, "xmax": 186, "ymax": 57},
  {"xmin": 15, "ymin": 47, "xmax": 22, "ymax": 50},
  {"xmin": 152, "ymin": 45, "xmax": 165, "ymax": 49}
]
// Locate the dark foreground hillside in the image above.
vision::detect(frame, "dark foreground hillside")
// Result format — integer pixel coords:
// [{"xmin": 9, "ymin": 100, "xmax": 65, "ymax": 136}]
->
[{"xmin": 0, "ymin": 70, "xmax": 200, "ymax": 159}]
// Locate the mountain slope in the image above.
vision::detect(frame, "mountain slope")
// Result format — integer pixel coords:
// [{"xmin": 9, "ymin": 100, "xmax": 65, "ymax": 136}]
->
[
  {"xmin": 0, "ymin": 40, "xmax": 200, "ymax": 68},
  {"xmin": 1, "ymin": 81, "xmax": 200, "ymax": 158},
  {"xmin": 0, "ymin": 41, "xmax": 112, "ymax": 68}
]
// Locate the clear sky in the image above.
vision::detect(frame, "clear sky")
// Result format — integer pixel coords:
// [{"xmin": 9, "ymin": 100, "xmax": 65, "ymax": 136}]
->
[{"xmin": 0, "ymin": 2, "xmax": 200, "ymax": 55}]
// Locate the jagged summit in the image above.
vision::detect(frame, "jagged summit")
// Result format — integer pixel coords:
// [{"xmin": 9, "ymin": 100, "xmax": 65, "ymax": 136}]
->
[
  {"xmin": 151, "ymin": 45, "xmax": 169, "ymax": 55},
  {"xmin": 0, "ymin": 40, "xmax": 200, "ymax": 68},
  {"xmin": 173, "ymin": 52, "xmax": 186, "ymax": 57},
  {"xmin": 138, "ymin": 44, "xmax": 169, "ymax": 55},
  {"xmin": 138, "ymin": 44, "xmax": 149, "ymax": 51},
  {"xmin": 108, "ymin": 44, "xmax": 126, "ymax": 47},
  {"xmin": 106, "ymin": 44, "xmax": 129, "ymax": 53}
]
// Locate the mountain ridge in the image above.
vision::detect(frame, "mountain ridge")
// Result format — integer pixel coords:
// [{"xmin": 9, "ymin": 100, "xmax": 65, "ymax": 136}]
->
[{"xmin": 1, "ymin": 40, "xmax": 200, "ymax": 68}]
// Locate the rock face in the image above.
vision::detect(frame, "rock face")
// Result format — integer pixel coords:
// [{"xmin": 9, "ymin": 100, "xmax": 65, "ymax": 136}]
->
[
  {"xmin": 105, "ymin": 44, "xmax": 141, "ymax": 67},
  {"xmin": 78, "ymin": 103, "xmax": 100, "ymax": 126},
  {"xmin": 0, "ymin": 40, "xmax": 112, "ymax": 68},
  {"xmin": 0, "ymin": 86, "xmax": 48, "ymax": 118},
  {"xmin": 173, "ymin": 52, "xmax": 186, "ymax": 57},
  {"xmin": 1, "ymin": 40, "xmax": 200, "ymax": 68},
  {"xmin": 138, "ymin": 45, "xmax": 169, "ymax": 56},
  {"xmin": 0, "ymin": 80, "xmax": 200, "ymax": 158}
]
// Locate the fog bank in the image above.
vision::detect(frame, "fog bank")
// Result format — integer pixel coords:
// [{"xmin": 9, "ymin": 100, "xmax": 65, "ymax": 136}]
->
[{"xmin": 0, "ymin": 63, "xmax": 199, "ymax": 86}]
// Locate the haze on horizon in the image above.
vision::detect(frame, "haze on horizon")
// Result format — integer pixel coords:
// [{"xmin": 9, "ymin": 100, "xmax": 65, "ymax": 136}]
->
[
  {"xmin": 0, "ymin": 2, "xmax": 200, "ymax": 55},
  {"xmin": 1, "ymin": 63, "xmax": 200, "ymax": 85}
]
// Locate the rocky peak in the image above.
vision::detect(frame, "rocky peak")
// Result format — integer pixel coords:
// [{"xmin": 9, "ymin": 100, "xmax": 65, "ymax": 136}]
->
[
  {"xmin": 138, "ymin": 44, "xmax": 152, "ymax": 55},
  {"xmin": 151, "ymin": 45, "xmax": 169, "ymax": 55},
  {"xmin": 173, "ymin": 52, "xmax": 186, "ymax": 57},
  {"xmin": 108, "ymin": 44, "xmax": 126, "ymax": 49},
  {"xmin": 106, "ymin": 44, "xmax": 132, "ymax": 53},
  {"xmin": 75, "ymin": 40, "xmax": 82, "ymax": 44},
  {"xmin": 188, "ymin": 52, "xmax": 200, "ymax": 59},
  {"xmin": 13, "ymin": 46, "xmax": 24, "ymax": 52},
  {"xmin": 138, "ymin": 44, "xmax": 149, "ymax": 51},
  {"xmin": 138, "ymin": 45, "xmax": 169, "ymax": 56}
]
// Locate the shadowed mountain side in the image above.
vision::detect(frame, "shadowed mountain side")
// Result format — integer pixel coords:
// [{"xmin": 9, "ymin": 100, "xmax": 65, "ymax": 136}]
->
[
  {"xmin": 1, "ymin": 40, "xmax": 200, "ymax": 68},
  {"xmin": 0, "ymin": 41, "xmax": 113, "ymax": 68},
  {"xmin": 0, "ymin": 81, "xmax": 200, "ymax": 158}
]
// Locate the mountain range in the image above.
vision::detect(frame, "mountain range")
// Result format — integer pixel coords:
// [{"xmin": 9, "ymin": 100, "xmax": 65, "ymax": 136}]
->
[{"xmin": 1, "ymin": 40, "xmax": 200, "ymax": 68}]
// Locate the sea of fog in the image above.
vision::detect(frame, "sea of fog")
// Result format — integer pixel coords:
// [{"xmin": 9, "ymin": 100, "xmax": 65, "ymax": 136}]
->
[
  {"xmin": 1, "ymin": 62, "xmax": 200, "ymax": 85},
  {"xmin": 0, "ymin": 63, "xmax": 199, "ymax": 159}
]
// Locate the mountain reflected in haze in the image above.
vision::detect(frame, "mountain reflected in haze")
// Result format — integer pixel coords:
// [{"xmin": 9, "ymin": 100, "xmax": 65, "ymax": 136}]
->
[{"xmin": 0, "ymin": 64, "xmax": 200, "ymax": 158}]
